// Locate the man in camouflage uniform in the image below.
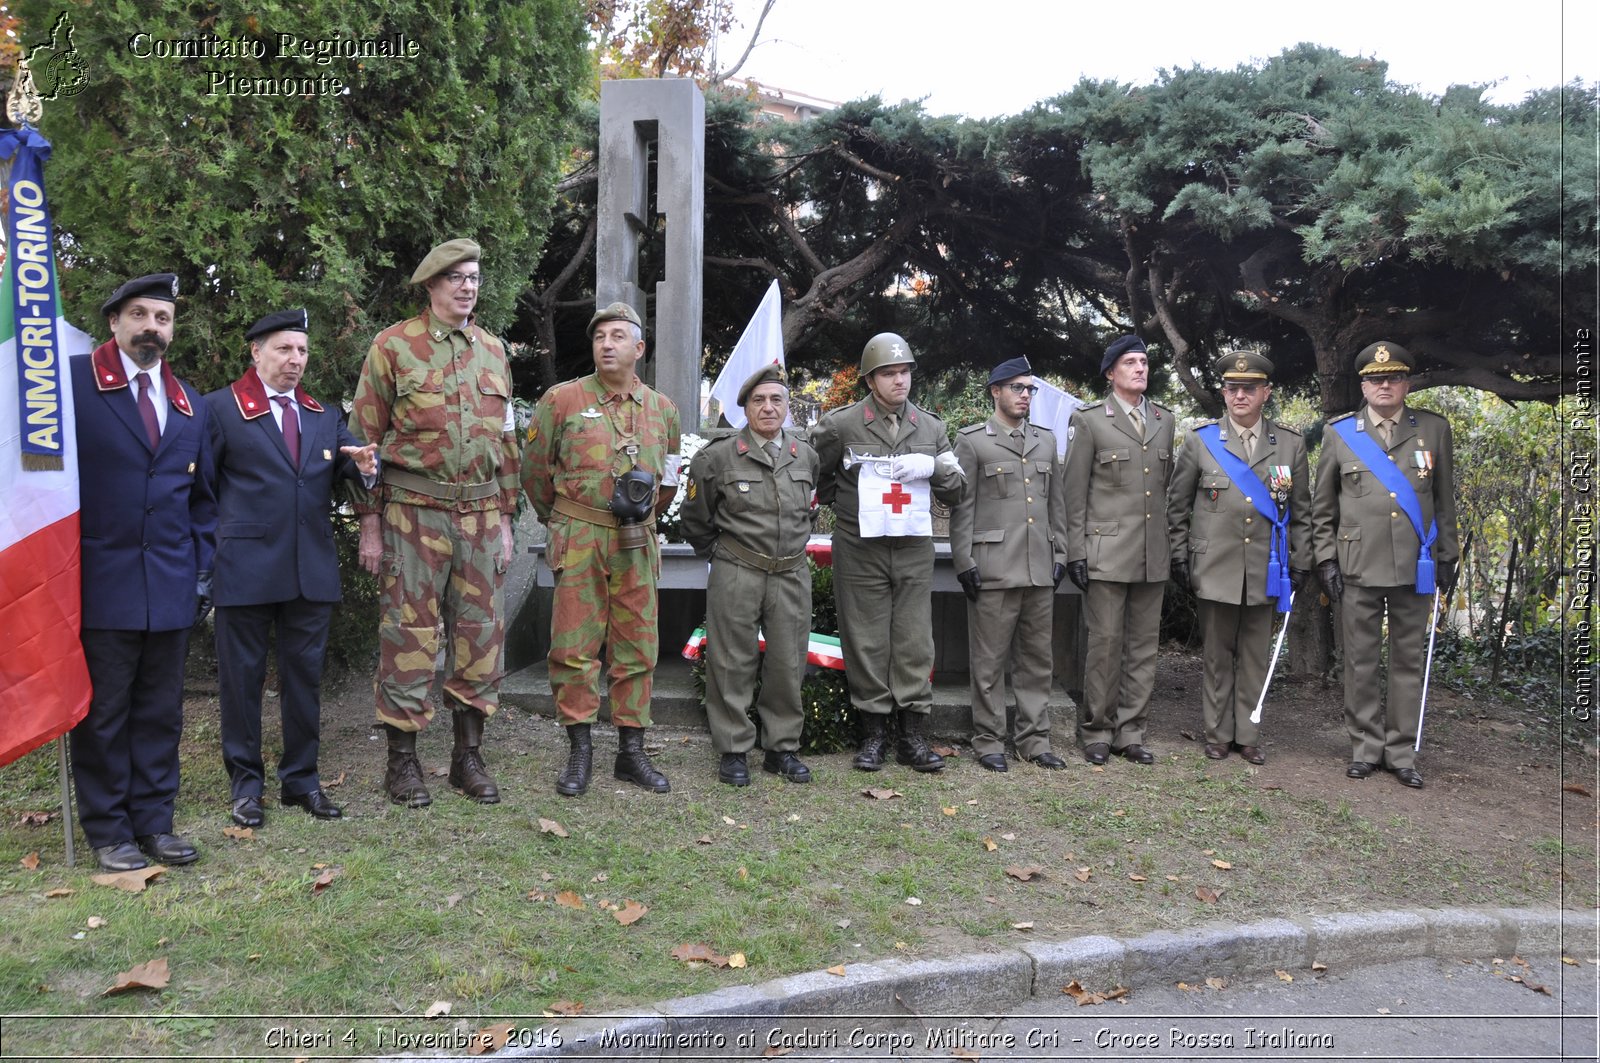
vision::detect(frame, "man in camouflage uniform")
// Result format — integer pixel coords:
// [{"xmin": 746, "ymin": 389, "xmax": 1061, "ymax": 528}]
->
[
  {"xmin": 950, "ymin": 356, "xmax": 1069, "ymax": 773},
  {"xmin": 352, "ymin": 239, "xmax": 518, "ymax": 808},
  {"xmin": 680, "ymin": 363, "xmax": 821, "ymax": 786},
  {"xmin": 523, "ymin": 302, "xmax": 682, "ymax": 796},
  {"xmin": 810, "ymin": 333, "xmax": 965, "ymax": 772}
]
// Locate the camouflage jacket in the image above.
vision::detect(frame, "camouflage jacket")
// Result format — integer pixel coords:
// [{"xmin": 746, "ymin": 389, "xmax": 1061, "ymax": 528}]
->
[
  {"xmin": 349, "ymin": 308, "xmax": 518, "ymax": 513},
  {"xmin": 522, "ymin": 373, "xmax": 681, "ymax": 520}
]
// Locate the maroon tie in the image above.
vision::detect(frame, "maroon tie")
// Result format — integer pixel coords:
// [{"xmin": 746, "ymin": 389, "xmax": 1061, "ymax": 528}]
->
[
  {"xmin": 274, "ymin": 395, "xmax": 300, "ymax": 466},
  {"xmin": 135, "ymin": 371, "xmax": 161, "ymax": 450}
]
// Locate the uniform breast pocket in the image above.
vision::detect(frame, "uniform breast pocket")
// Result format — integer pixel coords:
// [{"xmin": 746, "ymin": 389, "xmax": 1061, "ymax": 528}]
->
[
  {"xmin": 1336, "ymin": 525, "xmax": 1362, "ymax": 570},
  {"xmin": 1340, "ymin": 460, "xmax": 1369, "ymax": 497},
  {"xmin": 397, "ymin": 368, "xmax": 449, "ymax": 432},
  {"xmin": 787, "ymin": 465, "xmax": 815, "ymax": 505},
  {"xmin": 720, "ymin": 470, "xmax": 760, "ymax": 514},
  {"xmin": 1200, "ymin": 474, "xmax": 1231, "ymax": 513},
  {"xmin": 477, "ymin": 371, "xmax": 509, "ymax": 423},
  {"xmin": 973, "ymin": 528, "xmax": 1005, "ymax": 558},
  {"xmin": 984, "ymin": 461, "xmax": 1015, "ymax": 498},
  {"xmin": 1096, "ymin": 447, "xmax": 1130, "ymax": 486}
]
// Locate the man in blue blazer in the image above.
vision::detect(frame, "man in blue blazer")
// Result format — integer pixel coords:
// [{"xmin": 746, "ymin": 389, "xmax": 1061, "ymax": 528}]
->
[
  {"xmin": 206, "ymin": 310, "xmax": 376, "ymax": 828},
  {"xmin": 71, "ymin": 273, "xmax": 216, "ymax": 872}
]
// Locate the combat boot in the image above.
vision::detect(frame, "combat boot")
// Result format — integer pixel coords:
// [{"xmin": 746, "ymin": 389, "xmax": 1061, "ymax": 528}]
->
[
  {"xmin": 556, "ymin": 723, "xmax": 593, "ymax": 797},
  {"xmin": 383, "ymin": 724, "xmax": 432, "ymax": 808},
  {"xmin": 895, "ymin": 710, "xmax": 945, "ymax": 773},
  {"xmin": 614, "ymin": 726, "xmax": 670, "ymax": 793},
  {"xmin": 852, "ymin": 712, "xmax": 889, "ymax": 771},
  {"xmin": 448, "ymin": 708, "xmax": 500, "ymax": 804}
]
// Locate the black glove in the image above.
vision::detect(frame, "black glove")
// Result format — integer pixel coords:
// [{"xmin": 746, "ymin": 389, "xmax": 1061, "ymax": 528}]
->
[
  {"xmin": 1051, "ymin": 562, "xmax": 1066, "ymax": 590},
  {"xmin": 957, "ymin": 566, "xmax": 982, "ymax": 602},
  {"xmin": 195, "ymin": 570, "xmax": 213, "ymax": 626},
  {"xmin": 1066, "ymin": 559, "xmax": 1089, "ymax": 592},
  {"xmin": 1289, "ymin": 567, "xmax": 1310, "ymax": 594},
  {"xmin": 1170, "ymin": 558, "xmax": 1190, "ymax": 592},
  {"xmin": 609, "ymin": 468, "xmax": 657, "ymax": 524},
  {"xmin": 1317, "ymin": 559, "xmax": 1344, "ymax": 603},
  {"xmin": 1437, "ymin": 560, "xmax": 1457, "ymax": 600}
]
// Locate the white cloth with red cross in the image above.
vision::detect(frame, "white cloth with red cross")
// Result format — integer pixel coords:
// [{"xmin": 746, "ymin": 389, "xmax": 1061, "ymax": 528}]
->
[{"xmin": 856, "ymin": 455, "xmax": 932, "ymax": 538}]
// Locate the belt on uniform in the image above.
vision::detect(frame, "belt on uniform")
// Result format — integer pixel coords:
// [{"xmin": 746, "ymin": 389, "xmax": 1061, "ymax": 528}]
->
[
  {"xmin": 551, "ymin": 494, "xmax": 656, "ymax": 532},
  {"xmin": 382, "ymin": 467, "xmax": 499, "ymax": 503},
  {"xmin": 717, "ymin": 537, "xmax": 807, "ymax": 573}
]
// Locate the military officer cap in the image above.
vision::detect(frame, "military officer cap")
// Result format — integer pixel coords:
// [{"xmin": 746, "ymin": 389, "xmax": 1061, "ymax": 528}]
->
[
  {"xmin": 1355, "ymin": 340, "xmax": 1413, "ymax": 376},
  {"xmin": 736, "ymin": 362, "xmax": 787, "ymax": 406},
  {"xmin": 244, "ymin": 308, "xmax": 310, "ymax": 342},
  {"xmin": 587, "ymin": 301, "xmax": 644, "ymax": 337},
  {"xmin": 1214, "ymin": 348, "xmax": 1274, "ymax": 383},
  {"xmin": 410, "ymin": 238, "xmax": 481, "ymax": 284},
  {"xmin": 1100, "ymin": 334, "xmax": 1147, "ymax": 374},
  {"xmin": 988, "ymin": 355, "xmax": 1032, "ymax": 386},
  {"xmin": 860, "ymin": 332, "xmax": 916, "ymax": 376},
  {"xmin": 101, "ymin": 273, "xmax": 179, "ymax": 317}
]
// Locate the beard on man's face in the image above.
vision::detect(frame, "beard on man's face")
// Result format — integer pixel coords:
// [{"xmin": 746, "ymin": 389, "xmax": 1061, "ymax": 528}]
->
[{"xmin": 127, "ymin": 331, "xmax": 169, "ymax": 365}]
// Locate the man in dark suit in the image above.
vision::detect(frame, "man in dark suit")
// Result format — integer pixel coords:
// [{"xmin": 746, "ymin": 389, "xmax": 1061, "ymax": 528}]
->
[
  {"xmin": 207, "ymin": 310, "xmax": 377, "ymax": 827},
  {"xmin": 70, "ymin": 273, "xmax": 216, "ymax": 872}
]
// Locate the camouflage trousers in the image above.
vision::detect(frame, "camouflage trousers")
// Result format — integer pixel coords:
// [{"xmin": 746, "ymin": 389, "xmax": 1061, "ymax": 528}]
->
[
  {"xmin": 375, "ymin": 502, "xmax": 505, "ymax": 731},
  {"xmin": 546, "ymin": 515, "xmax": 659, "ymax": 727}
]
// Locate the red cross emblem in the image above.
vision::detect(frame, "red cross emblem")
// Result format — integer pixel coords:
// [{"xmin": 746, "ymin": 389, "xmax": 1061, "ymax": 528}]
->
[{"xmin": 882, "ymin": 482, "xmax": 913, "ymax": 513}]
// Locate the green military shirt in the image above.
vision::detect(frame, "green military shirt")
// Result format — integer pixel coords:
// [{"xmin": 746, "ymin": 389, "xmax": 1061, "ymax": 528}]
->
[{"xmin": 679, "ymin": 427, "xmax": 820, "ymax": 564}]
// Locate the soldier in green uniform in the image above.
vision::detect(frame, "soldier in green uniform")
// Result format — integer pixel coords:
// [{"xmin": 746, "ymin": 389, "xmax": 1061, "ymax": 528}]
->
[
  {"xmin": 1063, "ymin": 334, "xmax": 1175, "ymax": 766},
  {"xmin": 950, "ymin": 356, "xmax": 1069, "ymax": 772},
  {"xmin": 1168, "ymin": 351, "xmax": 1312, "ymax": 764},
  {"xmin": 809, "ymin": 333, "xmax": 965, "ymax": 772},
  {"xmin": 1312, "ymin": 341, "xmax": 1458, "ymax": 789},
  {"xmin": 352, "ymin": 239, "xmax": 517, "ymax": 808},
  {"xmin": 523, "ymin": 302, "xmax": 682, "ymax": 797},
  {"xmin": 679, "ymin": 364, "xmax": 821, "ymax": 786}
]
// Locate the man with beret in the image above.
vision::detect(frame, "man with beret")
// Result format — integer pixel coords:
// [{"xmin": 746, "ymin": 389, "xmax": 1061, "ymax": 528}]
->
[
  {"xmin": 351, "ymin": 239, "xmax": 518, "ymax": 808},
  {"xmin": 523, "ymin": 302, "xmax": 683, "ymax": 796},
  {"xmin": 950, "ymin": 356, "xmax": 1069, "ymax": 772},
  {"xmin": 679, "ymin": 364, "xmax": 821, "ymax": 786},
  {"xmin": 69, "ymin": 273, "xmax": 216, "ymax": 871},
  {"xmin": 809, "ymin": 333, "xmax": 965, "ymax": 772},
  {"xmin": 1063, "ymin": 334, "xmax": 1175, "ymax": 766},
  {"xmin": 1168, "ymin": 351, "xmax": 1311, "ymax": 765},
  {"xmin": 206, "ymin": 311, "xmax": 378, "ymax": 827},
  {"xmin": 1312, "ymin": 341, "xmax": 1458, "ymax": 788}
]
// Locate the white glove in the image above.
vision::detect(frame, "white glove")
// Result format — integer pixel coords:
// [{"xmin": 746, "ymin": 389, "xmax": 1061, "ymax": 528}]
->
[
  {"xmin": 935, "ymin": 450, "xmax": 965, "ymax": 481},
  {"xmin": 890, "ymin": 453, "xmax": 936, "ymax": 481}
]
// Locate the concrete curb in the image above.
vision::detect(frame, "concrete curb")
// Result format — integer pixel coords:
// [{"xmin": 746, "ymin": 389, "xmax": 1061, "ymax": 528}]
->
[{"xmin": 397, "ymin": 906, "xmax": 1591, "ymax": 1061}]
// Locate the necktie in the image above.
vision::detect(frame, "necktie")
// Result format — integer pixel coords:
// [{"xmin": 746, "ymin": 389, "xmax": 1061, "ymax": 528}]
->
[
  {"xmin": 275, "ymin": 395, "xmax": 300, "ymax": 466},
  {"xmin": 1379, "ymin": 418, "xmax": 1395, "ymax": 449},
  {"xmin": 766, "ymin": 439, "xmax": 781, "ymax": 460},
  {"xmin": 1240, "ymin": 428, "xmax": 1254, "ymax": 460},
  {"xmin": 885, "ymin": 412, "xmax": 900, "ymax": 438},
  {"xmin": 135, "ymin": 371, "xmax": 161, "ymax": 450},
  {"xmin": 1129, "ymin": 406, "xmax": 1145, "ymax": 438}
]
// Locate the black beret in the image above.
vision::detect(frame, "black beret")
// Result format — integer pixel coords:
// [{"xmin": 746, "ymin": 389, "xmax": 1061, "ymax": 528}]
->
[
  {"xmin": 1214, "ymin": 349, "xmax": 1274, "ymax": 382},
  {"xmin": 987, "ymin": 356, "xmax": 1033, "ymax": 387},
  {"xmin": 737, "ymin": 362, "xmax": 787, "ymax": 406},
  {"xmin": 1355, "ymin": 340, "xmax": 1413, "ymax": 376},
  {"xmin": 245, "ymin": 308, "xmax": 310, "ymax": 343},
  {"xmin": 1100, "ymin": 334, "xmax": 1147, "ymax": 374},
  {"xmin": 101, "ymin": 273, "xmax": 178, "ymax": 317}
]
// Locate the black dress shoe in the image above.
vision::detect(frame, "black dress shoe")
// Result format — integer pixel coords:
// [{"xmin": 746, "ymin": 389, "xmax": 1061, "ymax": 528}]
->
[
  {"xmin": 1393, "ymin": 766, "xmax": 1425, "ymax": 789},
  {"xmin": 1082, "ymin": 742, "xmax": 1110, "ymax": 765},
  {"xmin": 93, "ymin": 840, "xmax": 148, "ymax": 873},
  {"xmin": 282, "ymin": 789, "xmax": 343, "ymax": 819},
  {"xmin": 1346, "ymin": 760, "xmax": 1376, "ymax": 779},
  {"xmin": 718, "ymin": 752, "xmax": 750, "ymax": 787},
  {"xmin": 762, "ymin": 750, "xmax": 812, "ymax": 783},
  {"xmin": 136, "ymin": 832, "xmax": 198, "ymax": 865},
  {"xmin": 1203, "ymin": 743, "xmax": 1229, "ymax": 760},
  {"xmin": 1030, "ymin": 751, "xmax": 1068, "ymax": 770},
  {"xmin": 976, "ymin": 753, "xmax": 1008, "ymax": 772},
  {"xmin": 230, "ymin": 795, "xmax": 264, "ymax": 828},
  {"xmin": 1114, "ymin": 744, "xmax": 1156, "ymax": 765},
  {"xmin": 1235, "ymin": 744, "xmax": 1266, "ymax": 765}
]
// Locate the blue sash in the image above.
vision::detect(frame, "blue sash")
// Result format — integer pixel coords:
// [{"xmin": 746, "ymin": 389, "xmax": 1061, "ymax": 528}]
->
[
  {"xmin": 1329, "ymin": 416, "xmax": 1436, "ymax": 594},
  {"xmin": 1194, "ymin": 424, "xmax": 1293, "ymax": 612}
]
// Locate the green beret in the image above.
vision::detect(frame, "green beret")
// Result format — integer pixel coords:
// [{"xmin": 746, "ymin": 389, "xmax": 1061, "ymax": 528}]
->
[
  {"xmin": 737, "ymin": 362, "xmax": 787, "ymax": 406},
  {"xmin": 410, "ymin": 238, "xmax": 481, "ymax": 284},
  {"xmin": 587, "ymin": 301, "xmax": 643, "ymax": 336},
  {"xmin": 1355, "ymin": 340, "xmax": 1412, "ymax": 376},
  {"xmin": 1214, "ymin": 349, "xmax": 1274, "ymax": 382}
]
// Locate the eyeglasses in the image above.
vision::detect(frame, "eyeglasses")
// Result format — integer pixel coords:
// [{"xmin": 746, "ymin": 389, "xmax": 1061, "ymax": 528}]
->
[
  {"xmin": 1222, "ymin": 383, "xmax": 1263, "ymax": 395},
  {"xmin": 443, "ymin": 271, "xmax": 483, "ymax": 288},
  {"xmin": 1003, "ymin": 383, "xmax": 1040, "ymax": 396},
  {"xmin": 1362, "ymin": 373, "xmax": 1410, "ymax": 384}
]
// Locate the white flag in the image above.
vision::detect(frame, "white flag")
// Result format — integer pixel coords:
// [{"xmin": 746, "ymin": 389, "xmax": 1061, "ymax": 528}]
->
[
  {"xmin": 1029, "ymin": 378, "xmax": 1083, "ymax": 461},
  {"xmin": 709, "ymin": 279, "xmax": 783, "ymax": 428}
]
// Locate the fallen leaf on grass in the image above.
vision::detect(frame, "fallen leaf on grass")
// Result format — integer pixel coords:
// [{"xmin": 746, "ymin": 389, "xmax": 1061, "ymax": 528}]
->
[
  {"xmin": 1212, "ymin": 859, "xmax": 1233, "ymax": 870},
  {"xmin": 92, "ymin": 867, "xmax": 165, "ymax": 893},
  {"xmin": 546, "ymin": 1000, "xmax": 584, "ymax": 1015},
  {"xmin": 1165, "ymin": 874, "xmax": 1181, "ymax": 882},
  {"xmin": 44, "ymin": 888, "xmax": 74, "ymax": 898},
  {"xmin": 446, "ymin": 893, "xmax": 463, "ymax": 909},
  {"xmin": 425, "ymin": 1000, "xmax": 451, "ymax": 1018},
  {"xmin": 429, "ymin": 766, "xmax": 448, "ymax": 777},
  {"xmin": 311, "ymin": 867, "xmax": 341, "ymax": 894},
  {"xmin": 222, "ymin": 825, "xmax": 253, "ymax": 840},
  {"xmin": 861, "ymin": 788, "xmax": 902, "ymax": 800},
  {"xmin": 1562, "ymin": 783, "xmax": 1592, "ymax": 797},
  {"xmin": 1062, "ymin": 979, "xmax": 1106, "ymax": 1006},
  {"xmin": 470, "ymin": 1024, "xmax": 514, "ymax": 1055},
  {"xmin": 981, "ymin": 837, "xmax": 998, "ymax": 852},
  {"xmin": 1522, "ymin": 979, "xmax": 1552, "ymax": 995},
  {"xmin": 1311, "ymin": 961, "xmax": 1327, "ymax": 972},
  {"xmin": 1562, "ymin": 956, "xmax": 1581, "ymax": 966},
  {"xmin": 931, "ymin": 744, "xmax": 958, "ymax": 757},
  {"xmin": 554, "ymin": 891, "xmax": 585, "ymax": 910},
  {"xmin": 1005, "ymin": 865, "xmax": 1044, "ymax": 882},
  {"xmin": 727, "ymin": 953, "xmax": 747, "ymax": 969},
  {"xmin": 1111, "ymin": 808, "xmax": 1126, "ymax": 817},
  {"xmin": 19, "ymin": 852, "xmax": 39, "ymax": 870},
  {"xmin": 696, "ymin": 835, "xmax": 714, "ymax": 845},
  {"xmin": 525, "ymin": 890, "xmax": 548, "ymax": 902},
  {"xmin": 826, "ymin": 964, "xmax": 846, "ymax": 976},
  {"xmin": 1275, "ymin": 970, "xmax": 1293, "ymax": 982},
  {"xmin": 1128, "ymin": 873, "xmax": 1147, "ymax": 882},
  {"xmin": 591, "ymin": 872, "xmax": 608, "ymax": 883},
  {"xmin": 1205, "ymin": 976, "xmax": 1226, "ymax": 990},
  {"xmin": 941, "ymin": 806, "xmax": 957, "ymax": 816},
  {"xmin": 722, "ymin": 815, "xmax": 737, "ymax": 825},
  {"xmin": 103, "ymin": 957, "xmax": 169, "ymax": 996},
  {"xmin": 17, "ymin": 811, "xmax": 54, "ymax": 827},
  {"xmin": 786, "ymin": 813, "xmax": 800, "ymax": 822},
  {"xmin": 1000, "ymin": 832, "xmax": 1016, "ymax": 841},
  {"xmin": 537, "ymin": 818, "xmax": 568, "ymax": 838},
  {"xmin": 904, "ymin": 896, "xmax": 922, "ymax": 906},
  {"xmin": 1011, "ymin": 921, "xmax": 1034, "ymax": 930},
  {"xmin": 87, "ymin": 917, "xmax": 106, "ymax": 929},
  {"xmin": 1104, "ymin": 986, "xmax": 1130, "ymax": 1001},
  {"xmin": 671, "ymin": 942, "xmax": 730, "ymax": 967},
  {"xmin": 1376, "ymin": 1007, "xmax": 1390, "ymax": 1015},
  {"xmin": 738, "ymin": 866, "xmax": 749, "ymax": 881},
  {"xmin": 324, "ymin": 771, "xmax": 346, "ymax": 789},
  {"xmin": 613, "ymin": 900, "xmax": 648, "ymax": 926},
  {"xmin": 1073, "ymin": 867, "xmax": 1092, "ymax": 883},
  {"xmin": 1194, "ymin": 885, "xmax": 1220, "ymax": 904}
]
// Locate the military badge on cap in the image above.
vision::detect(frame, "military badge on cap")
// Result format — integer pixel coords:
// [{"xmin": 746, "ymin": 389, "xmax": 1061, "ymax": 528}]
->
[
  {"xmin": 101, "ymin": 273, "xmax": 180, "ymax": 317},
  {"xmin": 1213, "ymin": 349, "xmax": 1273, "ymax": 382},
  {"xmin": 244, "ymin": 308, "xmax": 310, "ymax": 342},
  {"xmin": 1355, "ymin": 340, "xmax": 1413, "ymax": 376}
]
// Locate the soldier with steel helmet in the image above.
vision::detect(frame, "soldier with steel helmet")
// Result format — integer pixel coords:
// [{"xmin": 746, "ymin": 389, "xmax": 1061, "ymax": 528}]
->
[
  {"xmin": 1311, "ymin": 340, "xmax": 1458, "ymax": 789},
  {"xmin": 808, "ymin": 333, "xmax": 965, "ymax": 772}
]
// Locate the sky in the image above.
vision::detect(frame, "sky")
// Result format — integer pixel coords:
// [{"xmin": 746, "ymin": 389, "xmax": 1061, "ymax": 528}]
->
[{"xmin": 722, "ymin": 0, "xmax": 1596, "ymax": 118}]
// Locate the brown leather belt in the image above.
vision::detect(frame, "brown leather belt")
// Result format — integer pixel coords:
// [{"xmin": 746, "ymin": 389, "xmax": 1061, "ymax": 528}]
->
[
  {"xmin": 551, "ymin": 495, "xmax": 656, "ymax": 532},
  {"xmin": 383, "ymin": 467, "xmax": 499, "ymax": 502},
  {"xmin": 717, "ymin": 537, "xmax": 807, "ymax": 573}
]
